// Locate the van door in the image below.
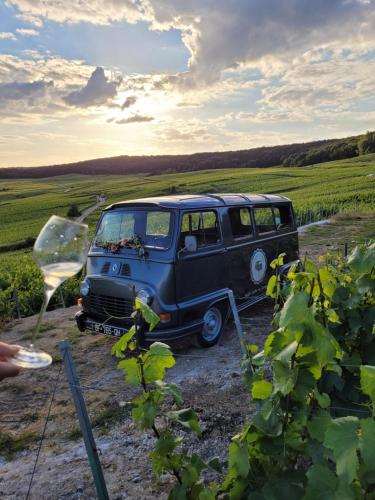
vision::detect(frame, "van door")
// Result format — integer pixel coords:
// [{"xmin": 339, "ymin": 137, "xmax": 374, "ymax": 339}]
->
[
  {"xmin": 251, "ymin": 206, "xmax": 278, "ymax": 292},
  {"xmin": 176, "ymin": 210, "xmax": 227, "ymax": 302},
  {"xmin": 272, "ymin": 204, "xmax": 299, "ymax": 263},
  {"xmin": 226, "ymin": 206, "xmax": 256, "ymax": 299}
]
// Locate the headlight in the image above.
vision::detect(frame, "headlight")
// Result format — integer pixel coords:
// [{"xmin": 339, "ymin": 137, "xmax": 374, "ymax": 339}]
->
[
  {"xmin": 80, "ymin": 279, "xmax": 90, "ymax": 296},
  {"xmin": 136, "ymin": 289, "xmax": 152, "ymax": 305}
]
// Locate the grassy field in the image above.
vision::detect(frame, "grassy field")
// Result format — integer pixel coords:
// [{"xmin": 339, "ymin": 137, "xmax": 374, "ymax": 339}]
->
[
  {"xmin": 0, "ymin": 154, "xmax": 374, "ymax": 320},
  {"xmin": 1, "ymin": 153, "xmax": 374, "ymax": 247}
]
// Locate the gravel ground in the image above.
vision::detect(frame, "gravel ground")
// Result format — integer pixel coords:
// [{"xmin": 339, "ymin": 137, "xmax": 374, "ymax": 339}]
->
[
  {"xmin": 0, "ymin": 300, "xmax": 273, "ymax": 499},
  {"xmin": 2, "ymin": 218, "xmax": 367, "ymax": 500}
]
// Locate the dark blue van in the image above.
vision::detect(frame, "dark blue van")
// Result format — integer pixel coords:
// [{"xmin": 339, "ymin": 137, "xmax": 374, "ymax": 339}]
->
[{"xmin": 75, "ymin": 194, "xmax": 299, "ymax": 347}]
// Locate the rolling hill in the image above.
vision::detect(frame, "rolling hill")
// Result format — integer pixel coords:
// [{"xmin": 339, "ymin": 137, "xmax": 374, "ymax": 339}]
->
[{"xmin": 0, "ymin": 132, "xmax": 372, "ymax": 179}]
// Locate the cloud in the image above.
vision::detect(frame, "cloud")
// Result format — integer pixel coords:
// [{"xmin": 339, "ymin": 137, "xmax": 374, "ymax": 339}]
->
[
  {"xmin": 6, "ymin": 0, "xmax": 147, "ymax": 25},
  {"xmin": 7, "ymin": 0, "xmax": 375, "ymax": 90},
  {"xmin": 0, "ymin": 80, "xmax": 53, "ymax": 102},
  {"xmin": 16, "ymin": 28, "xmax": 39, "ymax": 37},
  {"xmin": 63, "ymin": 67, "xmax": 119, "ymax": 107},
  {"xmin": 121, "ymin": 95, "xmax": 137, "ymax": 110},
  {"xmin": 116, "ymin": 114, "xmax": 154, "ymax": 124},
  {"xmin": 0, "ymin": 32, "xmax": 16, "ymax": 40}
]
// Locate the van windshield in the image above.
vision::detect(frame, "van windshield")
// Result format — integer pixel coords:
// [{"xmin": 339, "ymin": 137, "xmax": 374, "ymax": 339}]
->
[{"xmin": 94, "ymin": 209, "xmax": 173, "ymax": 250}]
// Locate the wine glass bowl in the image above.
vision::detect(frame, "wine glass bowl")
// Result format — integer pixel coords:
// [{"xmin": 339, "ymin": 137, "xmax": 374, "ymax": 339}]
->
[{"xmin": 9, "ymin": 215, "xmax": 89, "ymax": 369}]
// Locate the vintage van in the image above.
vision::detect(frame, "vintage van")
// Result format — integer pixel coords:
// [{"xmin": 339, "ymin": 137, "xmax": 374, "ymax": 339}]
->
[{"xmin": 75, "ymin": 194, "xmax": 299, "ymax": 347}]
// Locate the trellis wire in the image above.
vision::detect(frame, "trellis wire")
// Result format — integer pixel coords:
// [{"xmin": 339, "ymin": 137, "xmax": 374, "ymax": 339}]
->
[{"xmin": 26, "ymin": 364, "xmax": 62, "ymax": 500}]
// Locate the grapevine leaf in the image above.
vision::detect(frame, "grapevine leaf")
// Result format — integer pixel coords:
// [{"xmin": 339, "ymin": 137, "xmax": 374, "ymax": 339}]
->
[
  {"xmin": 252, "ymin": 399, "xmax": 283, "ymax": 436},
  {"xmin": 169, "ymin": 482, "xmax": 188, "ymax": 500},
  {"xmin": 304, "ymin": 464, "xmax": 338, "ymax": 500},
  {"xmin": 279, "ymin": 292, "xmax": 310, "ymax": 329},
  {"xmin": 142, "ymin": 342, "xmax": 175, "ymax": 383},
  {"xmin": 360, "ymin": 365, "xmax": 375, "ymax": 415},
  {"xmin": 359, "ymin": 418, "xmax": 375, "ymax": 475},
  {"xmin": 154, "ymin": 430, "xmax": 182, "ymax": 456},
  {"xmin": 111, "ymin": 326, "xmax": 136, "ymax": 357},
  {"xmin": 324, "ymin": 416, "xmax": 360, "ymax": 484},
  {"xmin": 307, "ymin": 410, "xmax": 332, "ymax": 442},
  {"xmin": 319, "ymin": 268, "xmax": 336, "ymax": 299},
  {"xmin": 293, "ymin": 368, "xmax": 315, "ymax": 402},
  {"xmin": 251, "ymin": 350, "xmax": 266, "ymax": 366},
  {"xmin": 198, "ymin": 487, "xmax": 217, "ymax": 500},
  {"xmin": 167, "ymin": 408, "xmax": 201, "ymax": 435},
  {"xmin": 155, "ymin": 380, "xmax": 184, "ymax": 405},
  {"xmin": 118, "ymin": 357, "xmax": 141, "ymax": 386},
  {"xmin": 132, "ymin": 392, "xmax": 158, "ymax": 428},
  {"xmin": 356, "ymin": 275, "xmax": 375, "ymax": 295},
  {"xmin": 266, "ymin": 275, "xmax": 277, "ymax": 298},
  {"xmin": 314, "ymin": 389, "xmax": 331, "ymax": 409},
  {"xmin": 262, "ymin": 476, "xmax": 304, "ymax": 499},
  {"xmin": 251, "ymin": 379, "xmax": 273, "ymax": 400},
  {"xmin": 248, "ymin": 344, "xmax": 258, "ymax": 354},
  {"xmin": 283, "ymin": 421, "xmax": 305, "ymax": 451},
  {"xmin": 326, "ymin": 308, "xmax": 340, "ymax": 324},
  {"xmin": 347, "ymin": 243, "xmax": 375, "ymax": 274},
  {"xmin": 227, "ymin": 441, "xmax": 249, "ymax": 479},
  {"xmin": 273, "ymin": 360, "xmax": 298, "ymax": 395},
  {"xmin": 270, "ymin": 252, "xmax": 286, "ymax": 270},
  {"xmin": 135, "ymin": 297, "xmax": 160, "ymax": 330},
  {"xmin": 272, "ymin": 341, "xmax": 298, "ymax": 395}
]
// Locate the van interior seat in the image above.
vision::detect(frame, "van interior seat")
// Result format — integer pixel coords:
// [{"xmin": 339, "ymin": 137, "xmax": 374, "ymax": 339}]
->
[{"xmin": 180, "ymin": 229, "xmax": 220, "ymax": 247}]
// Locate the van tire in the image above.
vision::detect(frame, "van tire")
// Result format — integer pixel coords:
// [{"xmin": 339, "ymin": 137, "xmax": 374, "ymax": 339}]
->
[{"xmin": 195, "ymin": 305, "xmax": 225, "ymax": 347}]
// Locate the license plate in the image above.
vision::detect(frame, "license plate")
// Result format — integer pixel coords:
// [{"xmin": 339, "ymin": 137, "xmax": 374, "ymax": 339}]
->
[{"xmin": 87, "ymin": 321, "xmax": 126, "ymax": 338}]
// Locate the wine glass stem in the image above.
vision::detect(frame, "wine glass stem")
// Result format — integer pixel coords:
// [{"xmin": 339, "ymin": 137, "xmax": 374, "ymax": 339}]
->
[{"xmin": 32, "ymin": 287, "xmax": 52, "ymax": 344}]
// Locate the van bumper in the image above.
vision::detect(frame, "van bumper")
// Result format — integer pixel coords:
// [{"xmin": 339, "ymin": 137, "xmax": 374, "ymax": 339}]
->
[{"xmin": 75, "ymin": 310, "xmax": 203, "ymax": 342}]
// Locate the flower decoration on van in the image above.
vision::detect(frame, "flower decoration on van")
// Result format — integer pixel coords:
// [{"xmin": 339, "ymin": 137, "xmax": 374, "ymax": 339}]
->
[{"xmin": 95, "ymin": 235, "xmax": 147, "ymax": 259}]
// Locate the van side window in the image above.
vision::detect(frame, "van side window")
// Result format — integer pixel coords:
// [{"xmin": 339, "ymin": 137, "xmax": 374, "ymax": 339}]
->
[
  {"xmin": 229, "ymin": 207, "xmax": 253, "ymax": 239},
  {"xmin": 273, "ymin": 205, "xmax": 293, "ymax": 230},
  {"xmin": 180, "ymin": 211, "xmax": 220, "ymax": 247},
  {"xmin": 254, "ymin": 207, "xmax": 276, "ymax": 234}
]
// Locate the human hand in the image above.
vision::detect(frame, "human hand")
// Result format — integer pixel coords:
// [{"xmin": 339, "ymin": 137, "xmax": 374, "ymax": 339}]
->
[{"xmin": 0, "ymin": 342, "xmax": 20, "ymax": 381}]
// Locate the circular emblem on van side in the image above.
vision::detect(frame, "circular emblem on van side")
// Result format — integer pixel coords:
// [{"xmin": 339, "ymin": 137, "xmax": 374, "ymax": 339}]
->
[
  {"xmin": 112, "ymin": 263, "xmax": 118, "ymax": 273},
  {"xmin": 250, "ymin": 249, "xmax": 267, "ymax": 284}
]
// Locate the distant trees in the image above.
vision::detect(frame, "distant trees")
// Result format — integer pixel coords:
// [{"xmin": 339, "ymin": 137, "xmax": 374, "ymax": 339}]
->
[
  {"xmin": 67, "ymin": 204, "xmax": 81, "ymax": 218},
  {"xmin": 358, "ymin": 131, "xmax": 375, "ymax": 155},
  {"xmin": 282, "ymin": 136, "xmax": 361, "ymax": 167},
  {"xmin": 0, "ymin": 131, "xmax": 374, "ymax": 178}
]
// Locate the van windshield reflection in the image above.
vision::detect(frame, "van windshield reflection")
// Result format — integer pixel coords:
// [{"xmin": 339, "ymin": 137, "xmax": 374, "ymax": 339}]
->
[{"xmin": 94, "ymin": 210, "xmax": 173, "ymax": 250}]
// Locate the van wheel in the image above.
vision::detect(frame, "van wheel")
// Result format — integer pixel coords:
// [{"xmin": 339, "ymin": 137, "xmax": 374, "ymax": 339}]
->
[{"xmin": 196, "ymin": 305, "xmax": 224, "ymax": 347}]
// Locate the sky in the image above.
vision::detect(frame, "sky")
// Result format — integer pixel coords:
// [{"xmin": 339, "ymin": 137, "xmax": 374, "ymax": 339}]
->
[{"xmin": 0, "ymin": 0, "xmax": 375, "ymax": 167}]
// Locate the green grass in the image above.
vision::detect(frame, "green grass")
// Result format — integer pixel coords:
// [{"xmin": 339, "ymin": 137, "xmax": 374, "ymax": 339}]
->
[
  {"xmin": 0, "ymin": 430, "xmax": 37, "ymax": 460},
  {"xmin": 1, "ymin": 153, "xmax": 374, "ymax": 248}
]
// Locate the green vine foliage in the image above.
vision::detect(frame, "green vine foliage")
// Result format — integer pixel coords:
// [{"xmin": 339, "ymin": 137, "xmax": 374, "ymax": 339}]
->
[
  {"xmin": 223, "ymin": 242, "xmax": 375, "ymax": 499},
  {"xmin": 112, "ymin": 298, "xmax": 221, "ymax": 499},
  {"xmin": 113, "ymin": 242, "xmax": 375, "ymax": 499}
]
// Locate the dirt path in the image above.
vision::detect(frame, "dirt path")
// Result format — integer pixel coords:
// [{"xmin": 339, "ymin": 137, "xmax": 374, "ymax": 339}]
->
[
  {"xmin": 0, "ymin": 215, "xmax": 373, "ymax": 499},
  {"xmin": 76, "ymin": 195, "xmax": 107, "ymax": 224}
]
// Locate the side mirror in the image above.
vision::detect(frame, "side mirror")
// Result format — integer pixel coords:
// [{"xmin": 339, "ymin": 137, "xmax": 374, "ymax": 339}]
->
[{"xmin": 184, "ymin": 235, "xmax": 197, "ymax": 252}]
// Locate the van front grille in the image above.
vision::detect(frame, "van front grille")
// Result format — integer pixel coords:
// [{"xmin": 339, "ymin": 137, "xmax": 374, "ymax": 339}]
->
[
  {"xmin": 121, "ymin": 263, "xmax": 131, "ymax": 276},
  {"xmin": 101, "ymin": 262, "xmax": 110, "ymax": 273},
  {"xmin": 86, "ymin": 293, "xmax": 133, "ymax": 318}
]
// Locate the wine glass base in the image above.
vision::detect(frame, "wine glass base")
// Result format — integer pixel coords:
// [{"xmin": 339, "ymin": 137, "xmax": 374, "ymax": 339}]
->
[{"xmin": 9, "ymin": 346, "xmax": 53, "ymax": 369}]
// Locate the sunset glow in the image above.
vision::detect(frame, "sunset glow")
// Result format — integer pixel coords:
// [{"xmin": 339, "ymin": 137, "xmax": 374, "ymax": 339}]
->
[{"xmin": 1, "ymin": 0, "xmax": 375, "ymax": 166}]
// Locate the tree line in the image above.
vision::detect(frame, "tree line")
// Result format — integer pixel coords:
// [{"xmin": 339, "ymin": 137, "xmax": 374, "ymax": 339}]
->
[{"xmin": 0, "ymin": 131, "xmax": 374, "ymax": 179}]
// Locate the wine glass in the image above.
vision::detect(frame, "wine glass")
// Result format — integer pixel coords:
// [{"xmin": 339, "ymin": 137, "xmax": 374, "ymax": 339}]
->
[{"xmin": 9, "ymin": 215, "xmax": 89, "ymax": 369}]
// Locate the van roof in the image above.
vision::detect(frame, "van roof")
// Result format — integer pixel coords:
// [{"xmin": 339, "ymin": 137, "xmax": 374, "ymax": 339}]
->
[{"xmin": 105, "ymin": 193, "xmax": 291, "ymax": 211}]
